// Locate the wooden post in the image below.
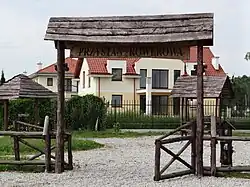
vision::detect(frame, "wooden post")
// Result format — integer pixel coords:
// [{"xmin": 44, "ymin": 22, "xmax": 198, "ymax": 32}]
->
[
  {"xmin": 43, "ymin": 116, "xmax": 51, "ymax": 172},
  {"xmin": 154, "ymin": 140, "xmax": 161, "ymax": 181},
  {"xmin": 34, "ymin": 99, "xmax": 39, "ymax": 126},
  {"xmin": 3, "ymin": 100, "xmax": 9, "ymax": 130},
  {"xmin": 210, "ymin": 115, "xmax": 216, "ymax": 176},
  {"xmin": 13, "ymin": 121, "xmax": 20, "ymax": 161},
  {"xmin": 196, "ymin": 44, "xmax": 204, "ymax": 177},
  {"xmin": 191, "ymin": 120, "xmax": 197, "ymax": 173},
  {"xmin": 55, "ymin": 41, "xmax": 65, "ymax": 173},
  {"xmin": 180, "ymin": 98, "xmax": 184, "ymax": 126},
  {"xmin": 68, "ymin": 134, "xmax": 73, "ymax": 170}
]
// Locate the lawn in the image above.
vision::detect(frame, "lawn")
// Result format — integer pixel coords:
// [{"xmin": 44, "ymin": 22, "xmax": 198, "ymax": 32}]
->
[{"xmin": 73, "ymin": 129, "xmax": 166, "ymax": 138}]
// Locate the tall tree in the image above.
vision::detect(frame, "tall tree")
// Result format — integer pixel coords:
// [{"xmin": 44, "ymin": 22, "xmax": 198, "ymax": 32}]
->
[{"xmin": 0, "ymin": 70, "xmax": 5, "ymax": 85}]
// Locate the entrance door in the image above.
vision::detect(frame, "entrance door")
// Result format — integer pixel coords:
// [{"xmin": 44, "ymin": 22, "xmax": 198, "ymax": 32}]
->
[{"xmin": 140, "ymin": 95, "xmax": 146, "ymax": 114}]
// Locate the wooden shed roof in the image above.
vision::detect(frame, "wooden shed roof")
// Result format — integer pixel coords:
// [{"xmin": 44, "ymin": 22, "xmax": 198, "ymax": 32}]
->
[
  {"xmin": 171, "ymin": 76, "xmax": 233, "ymax": 98},
  {"xmin": 0, "ymin": 74, "xmax": 57, "ymax": 100},
  {"xmin": 44, "ymin": 13, "xmax": 214, "ymax": 47}
]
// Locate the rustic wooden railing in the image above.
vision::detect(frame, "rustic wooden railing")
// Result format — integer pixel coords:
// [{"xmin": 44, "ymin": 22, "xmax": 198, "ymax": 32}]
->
[
  {"xmin": 0, "ymin": 116, "xmax": 73, "ymax": 172},
  {"xmin": 154, "ymin": 121, "xmax": 195, "ymax": 181}
]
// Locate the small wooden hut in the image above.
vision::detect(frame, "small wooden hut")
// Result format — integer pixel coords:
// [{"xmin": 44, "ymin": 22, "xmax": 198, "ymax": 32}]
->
[
  {"xmin": 0, "ymin": 74, "xmax": 57, "ymax": 130},
  {"xmin": 171, "ymin": 75, "xmax": 234, "ymax": 125}
]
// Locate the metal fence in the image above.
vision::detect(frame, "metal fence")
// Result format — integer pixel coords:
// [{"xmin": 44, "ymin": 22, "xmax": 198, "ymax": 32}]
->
[{"xmin": 106, "ymin": 101, "xmax": 250, "ymax": 129}]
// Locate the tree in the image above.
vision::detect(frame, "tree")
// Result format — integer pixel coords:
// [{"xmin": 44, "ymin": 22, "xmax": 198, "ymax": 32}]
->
[
  {"xmin": 0, "ymin": 70, "xmax": 5, "ymax": 85},
  {"xmin": 245, "ymin": 52, "xmax": 250, "ymax": 61}
]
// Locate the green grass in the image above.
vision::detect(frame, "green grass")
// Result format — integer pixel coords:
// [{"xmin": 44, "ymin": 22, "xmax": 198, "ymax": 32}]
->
[
  {"xmin": 0, "ymin": 137, "xmax": 104, "ymax": 156},
  {"xmin": 217, "ymin": 172, "xmax": 250, "ymax": 179},
  {"xmin": 73, "ymin": 129, "xmax": 166, "ymax": 138},
  {"xmin": 232, "ymin": 132, "xmax": 250, "ymax": 137}
]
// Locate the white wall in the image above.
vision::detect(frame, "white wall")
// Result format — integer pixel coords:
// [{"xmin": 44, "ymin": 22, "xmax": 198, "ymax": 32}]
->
[
  {"xmin": 135, "ymin": 58, "xmax": 184, "ymax": 89},
  {"xmin": 78, "ymin": 58, "xmax": 98, "ymax": 96}
]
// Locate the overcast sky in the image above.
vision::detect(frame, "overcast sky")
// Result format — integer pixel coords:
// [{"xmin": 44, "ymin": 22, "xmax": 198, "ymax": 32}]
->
[{"xmin": 0, "ymin": 0, "xmax": 248, "ymax": 79}]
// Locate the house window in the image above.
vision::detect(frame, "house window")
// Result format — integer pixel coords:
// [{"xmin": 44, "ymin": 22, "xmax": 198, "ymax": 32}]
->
[
  {"xmin": 47, "ymin": 78, "xmax": 53, "ymax": 86},
  {"xmin": 111, "ymin": 95, "xmax": 122, "ymax": 107},
  {"xmin": 65, "ymin": 79, "xmax": 72, "ymax": 92},
  {"xmin": 82, "ymin": 71, "xmax": 85, "ymax": 88},
  {"xmin": 191, "ymin": 70, "xmax": 197, "ymax": 76},
  {"xmin": 112, "ymin": 68, "xmax": 122, "ymax": 81},
  {"xmin": 152, "ymin": 95, "xmax": 168, "ymax": 115},
  {"xmin": 152, "ymin": 69, "xmax": 169, "ymax": 89},
  {"xmin": 174, "ymin": 70, "xmax": 181, "ymax": 83},
  {"xmin": 140, "ymin": 69, "xmax": 147, "ymax": 88},
  {"xmin": 88, "ymin": 77, "xmax": 91, "ymax": 88}
]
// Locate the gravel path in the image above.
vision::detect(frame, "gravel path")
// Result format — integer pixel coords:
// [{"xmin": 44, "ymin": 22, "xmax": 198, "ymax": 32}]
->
[{"xmin": 1, "ymin": 136, "xmax": 250, "ymax": 187}]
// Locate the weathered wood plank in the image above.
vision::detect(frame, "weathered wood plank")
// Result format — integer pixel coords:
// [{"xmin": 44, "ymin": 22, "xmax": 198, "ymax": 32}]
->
[
  {"xmin": 196, "ymin": 44, "xmax": 204, "ymax": 177},
  {"xmin": 160, "ymin": 170, "xmax": 193, "ymax": 180},
  {"xmin": 160, "ymin": 140, "xmax": 191, "ymax": 174},
  {"xmin": 16, "ymin": 121, "xmax": 43, "ymax": 130},
  {"xmin": 45, "ymin": 31, "xmax": 213, "ymax": 43},
  {"xmin": 154, "ymin": 140, "xmax": 161, "ymax": 181},
  {"xmin": 70, "ymin": 45, "xmax": 190, "ymax": 59},
  {"xmin": 160, "ymin": 145, "xmax": 193, "ymax": 169},
  {"xmin": 55, "ymin": 41, "xmax": 65, "ymax": 174},
  {"xmin": 47, "ymin": 25, "xmax": 212, "ymax": 37},
  {"xmin": 161, "ymin": 136, "xmax": 192, "ymax": 144},
  {"xmin": 47, "ymin": 19, "xmax": 213, "ymax": 30},
  {"xmin": 210, "ymin": 115, "xmax": 216, "ymax": 176},
  {"xmin": 49, "ymin": 13, "xmax": 213, "ymax": 22},
  {"xmin": 0, "ymin": 160, "xmax": 54, "ymax": 165}
]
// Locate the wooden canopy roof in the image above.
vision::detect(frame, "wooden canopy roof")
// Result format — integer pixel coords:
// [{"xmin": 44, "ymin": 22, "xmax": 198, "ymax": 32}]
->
[
  {"xmin": 44, "ymin": 13, "xmax": 214, "ymax": 47},
  {"xmin": 171, "ymin": 76, "xmax": 233, "ymax": 98},
  {"xmin": 0, "ymin": 74, "xmax": 57, "ymax": 100}
]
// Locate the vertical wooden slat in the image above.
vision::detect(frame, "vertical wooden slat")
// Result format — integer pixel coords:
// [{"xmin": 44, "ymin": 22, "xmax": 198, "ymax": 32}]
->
[
  {"xmin": 3, "ymin": 100, "xmax": 9, "ymax": 130},
  {"xmin": 180, "ymin": 98, "xmax": 184, "ymax": 126},
  {"xmin": 191, "ymin": 120, "xmax": 196, "ymax": 173},
  {"xmin": 196, "ymin": 44, "xmax": 204, "ymax": 177},
  {"xmin": 154, "ymin": 140, "xmax": 161, "ymax": 181},
  {"xmin": 210, "ymin": 115, "xmax": 216, "ymax": 176},
  {"xmin": 13, "ymin": 121, "xmax": 20, "ymax": 161},
  {"xmin": 43, "ymin": 116, "xmax": 51, "ymax": 172},
  {"xmin": 55, "ymin": 41, "xmax": 65, "ymax": 174},
  {"xmin": 68, "ymin": 134, "xmax": 73, "ymax": 170}
]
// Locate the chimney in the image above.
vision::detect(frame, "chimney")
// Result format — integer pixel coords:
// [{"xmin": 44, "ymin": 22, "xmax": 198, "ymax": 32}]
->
[
  {"xmin": 212, "ymin": 56, "xmax": 220, "ymax": 70},
  {"xmin": 37, "ymin": 62, "xmax": 43, "ymax": 71}
]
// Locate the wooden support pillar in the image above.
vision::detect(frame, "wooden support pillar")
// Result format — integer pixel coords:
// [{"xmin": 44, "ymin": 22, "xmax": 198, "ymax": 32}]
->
[
  {"xmin": 180, "ymin": 98, "xmax": 184, "ymax": 126},
  {"xmin": 3, "ymin": 100, "xmax": 9, "ymax": 130},
  {"xmin": 154, "ymin": 140, "xmax": 161, "ymax": 181},
  {"xmin": 43, "ymin": 116, "xmax": 52, "ymax": 172},
  {"xmin": 34, "ymin": 99, "xmax": 39, "ymax": 126},
  {"xmin": 13, "ymin": 121, "xmax": 20, "ymax": 161},
  {"xmin": 191, "ymin": 120, "xmax": 197, "ymax": 173},
  {"xmin": 196, "ymin": 44, "xmax": 204, "ymax": 177},
  {"xmin": 55, "ymin": 41, "xmax": 65, "ymax": 174},
  {"xmin": 67, "ymin": 134, "xmax": 73, "ymax": 170}
]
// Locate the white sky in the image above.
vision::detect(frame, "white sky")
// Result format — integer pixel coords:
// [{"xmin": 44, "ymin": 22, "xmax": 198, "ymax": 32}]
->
[{"xmin": 0, "ymin": 0, "xmax": 249, "ymax": 79}]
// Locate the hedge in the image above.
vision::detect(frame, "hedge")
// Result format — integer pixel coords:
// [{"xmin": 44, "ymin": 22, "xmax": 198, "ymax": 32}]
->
[{"xmin": 106, "ymin": 111, "xmax": 180, "ymax": 129}]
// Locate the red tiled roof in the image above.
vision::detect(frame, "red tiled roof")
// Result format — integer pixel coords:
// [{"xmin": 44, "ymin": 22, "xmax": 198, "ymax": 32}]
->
[
  {"xmin": 37, "ymin": 57, "xmax": 78, "ymax": 74},
  {"xmin": 184, "ymin": 47, "xmax": 226, "ymax": 76},
  {"xmin": 74, "ymin": 47, "xmax": 226, "ymax": 78},
  {"xmin": 86, "ymin": 58, "xmax": 140, "ymax": 75}
]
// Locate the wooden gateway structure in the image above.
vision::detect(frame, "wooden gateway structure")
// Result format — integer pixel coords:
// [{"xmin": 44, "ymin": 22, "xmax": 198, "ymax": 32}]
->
[
  {"xmin": 44, "ymin": 13, "xmax": 213, "ymax": 174},
  {"xmin": 0, "ymin": 74, "xmax": 73, "ymax": 172}
]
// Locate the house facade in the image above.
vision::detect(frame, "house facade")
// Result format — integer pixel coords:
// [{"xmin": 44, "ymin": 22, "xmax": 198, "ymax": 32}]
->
[
  {"xmin": 29, "ymin": 57, "xmax": 80, "ymax": 99},
  {"xmin": 76, "ymin": 47, "xmax": 226, "ymax": 115}
]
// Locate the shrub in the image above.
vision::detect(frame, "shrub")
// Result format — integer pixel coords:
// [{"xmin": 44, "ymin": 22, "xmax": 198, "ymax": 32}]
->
[
  {"xmin": 0, "ymin": 98, "xmax": 56, "ymax": 129},
  {"xmin": 65, "ymin": 94, "xmax": 107, "ymax": 131}
]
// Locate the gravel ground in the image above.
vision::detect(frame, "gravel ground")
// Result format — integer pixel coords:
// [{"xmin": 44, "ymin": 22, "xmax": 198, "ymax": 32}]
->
[{"xmin": 1, "ymin": 136, "xmax": 250, "ymax": 187}]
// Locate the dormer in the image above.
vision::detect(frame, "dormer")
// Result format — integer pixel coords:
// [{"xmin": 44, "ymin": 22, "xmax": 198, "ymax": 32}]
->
[{"xmin": 107, "ymin": 60, "xmax": 126, "ymax": 74}]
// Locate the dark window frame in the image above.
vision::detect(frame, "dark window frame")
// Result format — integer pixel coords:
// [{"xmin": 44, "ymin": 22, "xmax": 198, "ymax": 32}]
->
[
  {"xmin": 152, "ymin": 69, "xmax": 169, "ymax": 89},
  {"xmin": 82, "ymin": 71, "xmax": 85, "ymax": 88},
  {"xmin": 47, "ymin": 78, "xmax": 53, "ymax": 86},
  {"xmin": 65, "ymin": 78, "xmax": 72, "ymax": 92},
  {"xmin": 174, "ymin": 70, "xmax": 181, "ymax": 83},
  {"xmin": 112, "ymin": 68, "xmax": 123, "ymax": 81},
  {"xmin": 140, "ymin": 69, "xmax": 147, "ymax": 89},
  {"xmin": 111, "ymin": 95, "xmax": 123, "ymax": 107}
]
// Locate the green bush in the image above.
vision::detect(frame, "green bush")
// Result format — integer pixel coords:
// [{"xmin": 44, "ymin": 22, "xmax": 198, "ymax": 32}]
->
[
  {"xmin": 0, "ymin": 98, "xmax": 56, "ymax": 129},
  {"xmin": 106, "ymin": 111, "xmax": 180, "ymax": 129},
  {"xmin": 65, "ymin": 95, "xmax": 107, "ymax": 130}
]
